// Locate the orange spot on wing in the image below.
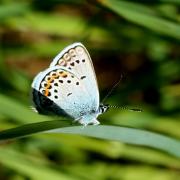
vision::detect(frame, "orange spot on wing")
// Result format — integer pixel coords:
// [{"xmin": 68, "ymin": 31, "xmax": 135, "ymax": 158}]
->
[
  {"xmin": 43, "ymin": 71, "xmax": 68, "ymax": 97},
  {"xmin": 44, "ymin": 89, "xmax": 49, "ymax": 97},
  {"xmin": 44, "ymin": 75, "xmax": 57, "ymax": 97}
]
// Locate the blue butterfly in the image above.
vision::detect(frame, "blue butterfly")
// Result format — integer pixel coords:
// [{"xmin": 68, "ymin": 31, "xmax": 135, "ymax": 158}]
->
[{"xmin": 32, "ymin": 42, "xmax": 109, "ymax": 126}]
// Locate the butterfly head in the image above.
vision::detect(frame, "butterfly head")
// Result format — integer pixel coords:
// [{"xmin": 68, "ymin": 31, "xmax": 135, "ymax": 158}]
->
[{"xmin": 98, "ymin": 104, "xmax": 109, "ymax": 115}]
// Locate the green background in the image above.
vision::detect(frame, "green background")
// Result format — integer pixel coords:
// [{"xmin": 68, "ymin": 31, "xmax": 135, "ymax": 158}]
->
[{"xmin": 0, "ymin": 0, "xmax": 180, "ymax": 179}]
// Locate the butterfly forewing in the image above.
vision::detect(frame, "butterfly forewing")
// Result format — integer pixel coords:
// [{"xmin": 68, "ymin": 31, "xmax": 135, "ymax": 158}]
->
[{"xmin": 49, "ymin": 42, "xmax": 99, "ymax": 111}]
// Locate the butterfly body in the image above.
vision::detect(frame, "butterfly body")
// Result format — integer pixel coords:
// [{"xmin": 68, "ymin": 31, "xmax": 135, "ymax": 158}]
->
[{"xmin": 32, "ymin": 42, "xmax": 108, "ymax": 126}]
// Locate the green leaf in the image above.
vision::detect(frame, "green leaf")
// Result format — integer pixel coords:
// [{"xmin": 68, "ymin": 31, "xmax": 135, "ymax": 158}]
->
[
  {"xmin": 9, "ymin": 12, "xmax": 85, "ymax": 36},
  {"xmin": 51, "ymin": 125, "xmax": 180, "ymax": 158},
  {"xmin": 100, "ymin": 0, "xmax": 180, "ymax": 39},
  {"xmin": 0, "ymin": 3, "xmax": 28, "ymax": 20},
  {"xmin": 0, "ymin": 120, "xmax": 180, "ymax": 158},
  {"xmin": 159, "ymin": 0, "xmax": 180, "ymax": 4},
  {"xmin": 0, "ymin": 149, "xmax": 78, "ymax": 180},
  {"xmin": 0, "ymin": 120, "xmax": 71, "ymax": 140}
]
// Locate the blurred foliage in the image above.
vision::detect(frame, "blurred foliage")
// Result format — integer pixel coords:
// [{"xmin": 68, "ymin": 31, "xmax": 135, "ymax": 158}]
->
[{"xmin": 0, "ymin": 0, "xmax": 180, "ymax": 179}]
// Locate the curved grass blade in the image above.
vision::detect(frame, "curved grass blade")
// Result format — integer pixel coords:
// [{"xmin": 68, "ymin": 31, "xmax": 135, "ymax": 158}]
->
[
  {"xmin": 0, "ymin": 120, "xmax": 72, "ymax": 140},
  {"xmin": 0, "ymin": 148, "xmax": 78, "ymax": 180},
  {"xmin": 0, "ymin": 120, "xmax": 180, "ymax": 158},
  {"xmin": 50, "ymin": 125, "xmax": 180, "ymax": 158},
  {"xmin": 100, "ymin": 0, "xmax": 180, "ymax": 40}
]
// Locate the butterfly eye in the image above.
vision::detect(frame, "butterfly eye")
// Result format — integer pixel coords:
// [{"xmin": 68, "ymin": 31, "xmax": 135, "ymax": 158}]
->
[
  {"xmin": 63, "ymin": 53, "xmax": 71, "ymax": 61},
  {"xmin": 69, "ymin": 49, "xmax": 76, "ymax": 57},
  {"xmin": 75, "ymin": 46, "xmax": 84, "ymax": 55}
]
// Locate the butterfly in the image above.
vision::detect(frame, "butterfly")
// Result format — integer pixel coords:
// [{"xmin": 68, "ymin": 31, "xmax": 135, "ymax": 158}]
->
[{"xmin": 32, "ymin": 42, "xmax": 109, "ymax": 126}]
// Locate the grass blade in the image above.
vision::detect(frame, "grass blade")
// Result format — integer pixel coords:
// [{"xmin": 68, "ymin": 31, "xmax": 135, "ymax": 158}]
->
[
  {"xmin": 0, "ymin": 120, "xmax": 180, "ymax": 158},
  {"xmin": 0, "ymin": 149, "xmax": 77, "ymax": 180},
  {"xmin": 100, "ymin": 0, "xmax": 180, "ymax": 39}
]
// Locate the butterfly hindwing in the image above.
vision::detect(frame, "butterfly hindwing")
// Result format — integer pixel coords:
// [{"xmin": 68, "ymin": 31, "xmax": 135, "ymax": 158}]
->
[{"xmin": 32, "ymin": 66, "xmax": 96, "ymax": 119}]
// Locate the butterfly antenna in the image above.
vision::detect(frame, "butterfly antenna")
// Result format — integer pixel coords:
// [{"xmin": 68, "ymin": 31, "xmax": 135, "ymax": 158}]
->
[
  {"xmin": 101, "ymin": 74, "xmax": 123, "ymax": 103},
  {"xmin": 108, "ymin": 105, "xmax": 142, "ymax": 112}
]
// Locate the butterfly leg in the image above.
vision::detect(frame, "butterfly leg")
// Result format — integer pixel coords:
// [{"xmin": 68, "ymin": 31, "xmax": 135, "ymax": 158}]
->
[
  {"xmin": 79, "ymin": 119, "xmax": 100, "ymax": 126},
  {"xmin": 74, "ymin": 118, "xmax": 100, "ymax": 126},
  {"xmin": 74, "ymin": 117, "xmax": 82, "ymax": 122},
  {"xmin": 73, "ymin": 118, "xmax": 87, "ymax": 127},
  {"xmin": 92, "ymin": 119, "xmax": 100, "ymax": 125},
  {"xmin": 78, "ymin": 119, "xmax": 89, "ymax": 127}
]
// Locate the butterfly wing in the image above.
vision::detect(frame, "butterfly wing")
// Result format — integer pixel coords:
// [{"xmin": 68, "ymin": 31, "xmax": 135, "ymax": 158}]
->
[
  {"xmin": 32, "ymin": 66, "xmax": 96, "ymax": 119},
  {"xmin": 49, "ymin": 42, "xmax": 99, "ymax": 111}
]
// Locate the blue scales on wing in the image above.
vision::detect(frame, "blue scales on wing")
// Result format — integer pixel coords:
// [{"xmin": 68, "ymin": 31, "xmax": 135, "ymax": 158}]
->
[{"xmin": 32, "ymin": 66, "xmax": 97, "ymax": 120}]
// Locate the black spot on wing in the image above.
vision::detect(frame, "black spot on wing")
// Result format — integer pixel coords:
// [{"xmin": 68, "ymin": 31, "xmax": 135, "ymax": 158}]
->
[
  {"xmin": 67, "ymin": 93, "xmax": 72, "ymax": 96},
  {"xmin": 80, "ymin": 76, "xmax": 86, "ymax": 80},
  {"xmin": 70, "ymin": 62, "xmax": 75, "ymax": 66},
  {"xmin": 47, "ymin": 92, "xmax": 51, "ymax": 97}
]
